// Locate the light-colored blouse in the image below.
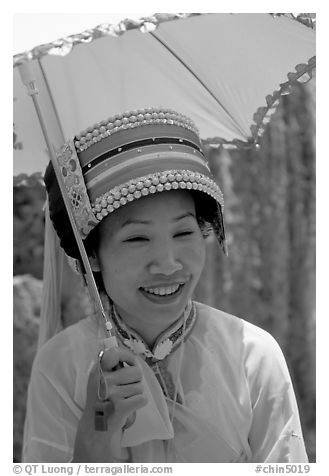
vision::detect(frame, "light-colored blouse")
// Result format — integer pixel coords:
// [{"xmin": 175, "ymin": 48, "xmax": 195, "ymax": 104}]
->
[{"xmin": 23, "ymin": 302, "xmax": 308, "ymax": 463}]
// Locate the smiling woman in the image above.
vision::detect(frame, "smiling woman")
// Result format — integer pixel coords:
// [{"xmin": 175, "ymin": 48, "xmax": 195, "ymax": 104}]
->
[{"xmin": 23, "ymin": 107, "xmax": 308, "ymax": 463}]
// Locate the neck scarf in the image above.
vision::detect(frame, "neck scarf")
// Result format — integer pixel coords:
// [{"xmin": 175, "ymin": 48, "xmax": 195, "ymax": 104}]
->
[{"xmin": 107, "ymin": 298, "xmax": 197, "ymax": 401}]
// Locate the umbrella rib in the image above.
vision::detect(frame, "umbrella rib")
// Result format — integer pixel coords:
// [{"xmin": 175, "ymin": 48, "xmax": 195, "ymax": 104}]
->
[
  {"xmin": 149, "ymin": 31, "xmax": 246, "ymax": 137},
  {"xmin": 38, "ymin": 58, "xmax": 66, "ymax": 142}
]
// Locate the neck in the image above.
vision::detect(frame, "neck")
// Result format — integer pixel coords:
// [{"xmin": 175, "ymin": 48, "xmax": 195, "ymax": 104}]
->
[
  {"xmin": 108, "ymin": 301, "xmax": 196, "ymax": 362},
  {"xmin": 130, "ymin": 326, "xmax": 162, "ymax": 348},
  {"xmin": 111, "ymin": 301, "xmax": 192, "ymax": 349},
  {"xmin": 116, "ymin": 307, "xmax": 183, "ymax": 348}
]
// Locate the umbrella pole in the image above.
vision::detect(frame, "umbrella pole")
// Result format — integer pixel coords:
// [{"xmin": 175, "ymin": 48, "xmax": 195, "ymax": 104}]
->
[{"xmin": 18, "ymin": 61, "xmax": 116, "ymax": 342}]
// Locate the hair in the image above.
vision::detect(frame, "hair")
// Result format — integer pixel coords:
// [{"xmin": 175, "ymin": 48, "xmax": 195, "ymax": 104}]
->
[
  {"xmin": 44, "ymin": 161, "xmax": 96, "ymax": 259},
  {"xmin": 44, "ymin": 161, "xmax": 217, "ymax": 262}
]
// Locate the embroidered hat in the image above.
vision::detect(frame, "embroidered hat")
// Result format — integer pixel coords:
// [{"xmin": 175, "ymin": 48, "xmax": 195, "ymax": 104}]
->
[{"xmin": 45, "ymin": 107, "xmax": 226, "ymax": 258}]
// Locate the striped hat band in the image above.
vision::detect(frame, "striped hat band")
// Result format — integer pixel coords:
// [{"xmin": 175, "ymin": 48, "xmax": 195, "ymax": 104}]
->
[{"xmin": 54, "ymin": 107, "xmax": 226, "ymax": 253}]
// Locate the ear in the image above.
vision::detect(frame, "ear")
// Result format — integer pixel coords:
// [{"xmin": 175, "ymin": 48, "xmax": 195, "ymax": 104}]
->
[{"xmin": 89, "ymin": 252, "xmax": 101, "ymax": 272}]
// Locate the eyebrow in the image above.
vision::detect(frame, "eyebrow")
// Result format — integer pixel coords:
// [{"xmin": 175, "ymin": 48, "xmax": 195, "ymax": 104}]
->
[{"xmin": 120, "ymin": 212, "xmax": 196, "ymax": 228}]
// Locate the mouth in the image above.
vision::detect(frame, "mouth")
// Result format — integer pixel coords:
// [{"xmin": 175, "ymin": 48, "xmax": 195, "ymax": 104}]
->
[{"xmin": 139, "ymin": 282, "xmax": 186, "ymax": 304}]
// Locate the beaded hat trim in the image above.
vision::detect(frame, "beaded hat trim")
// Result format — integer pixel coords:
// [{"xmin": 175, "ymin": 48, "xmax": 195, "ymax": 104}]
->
[
  {"xmin": 55, "ymin": 107, "xmax": 226, "ymax": 251},
  {"xmin": 74, "ymin": 108, "xmax": 199, "ymax": 153},
  {"xmin": 92, "ymin": 169, "xmax": 224, "ymax": 221}
]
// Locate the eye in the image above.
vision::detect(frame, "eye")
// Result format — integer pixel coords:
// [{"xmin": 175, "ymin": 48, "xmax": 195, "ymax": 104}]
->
[
  {"xmin": 123, "ymin": 236, "xmax": 149, "ymax": 243},
  {"xmin": 174, "ymin": 230, "xmax": 195, "ymax": 238}
]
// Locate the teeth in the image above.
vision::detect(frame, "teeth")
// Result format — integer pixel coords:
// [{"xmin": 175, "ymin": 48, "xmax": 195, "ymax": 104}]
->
[{"xmin": 143, "ymin": 284, "xmax": 182, "ymax": 296}]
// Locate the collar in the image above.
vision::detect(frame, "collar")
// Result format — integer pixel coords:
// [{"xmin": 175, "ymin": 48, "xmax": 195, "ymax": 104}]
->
[{"xmin": 110, "ymin": 300, "xmax": 197, "ymax": 362}]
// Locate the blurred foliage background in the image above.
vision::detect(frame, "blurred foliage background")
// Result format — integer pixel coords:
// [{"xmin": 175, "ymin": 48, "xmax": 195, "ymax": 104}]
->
[{"xmin": 13, "ymin": 79, "xmax": 315, "ymax": 462}]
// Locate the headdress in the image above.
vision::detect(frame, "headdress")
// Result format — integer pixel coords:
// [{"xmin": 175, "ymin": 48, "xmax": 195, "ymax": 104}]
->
[{"xmin": 45, "ymin": 107, "xmax": 227, "ymax": 258}]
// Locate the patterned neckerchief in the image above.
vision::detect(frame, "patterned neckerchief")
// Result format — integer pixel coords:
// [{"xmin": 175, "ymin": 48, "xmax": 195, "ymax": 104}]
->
[
  {"xmin": 100, "ymin": 295, "xmax": 197, "ymax": 401},
  {"xmin": 110, "ymin": 300, "xmax": 197, "ymax": 363}
]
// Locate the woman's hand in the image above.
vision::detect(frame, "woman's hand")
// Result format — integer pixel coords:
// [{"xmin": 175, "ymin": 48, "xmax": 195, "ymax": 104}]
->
[{"xmin": 73, "ymin": 346, "xmax": 148, "ymax": 462}]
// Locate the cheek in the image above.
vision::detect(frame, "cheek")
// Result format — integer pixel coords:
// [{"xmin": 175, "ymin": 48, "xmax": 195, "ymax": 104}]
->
[
  {"xmin": 98, "ymin": 250, "xmax": 118, "ymax": 286},
  {"xmin": 98, "ymin": 249, "xmax": 139, "ymax": 293},
  {"xmin": 181, "ymin": 236, "xmax": 206, "ymax": 270}
]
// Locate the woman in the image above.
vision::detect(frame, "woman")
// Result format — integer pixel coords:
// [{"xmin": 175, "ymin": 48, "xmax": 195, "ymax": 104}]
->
[{"xmin": 23, "ymin": 107, "xmax": 308, "ymax": 463}]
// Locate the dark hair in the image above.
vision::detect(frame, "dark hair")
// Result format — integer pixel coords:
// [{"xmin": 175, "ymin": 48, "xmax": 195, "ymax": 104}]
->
[
  {"xmin": 44, "ymin": 161, "xmax": 216, "ymax": 261},
  {"xmin": 44, "ymin": 161, "xmax": 97, "ymax": 259}
]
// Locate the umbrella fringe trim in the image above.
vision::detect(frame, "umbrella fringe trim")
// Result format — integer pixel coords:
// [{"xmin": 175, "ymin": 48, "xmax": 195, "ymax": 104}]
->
[
  {"xmin": 13, "ymin": 13, "xmax": 315, "ymax": 66},
  {"xmin": 204, "ymin": 56, "xmax": 315, "ymax": 150},
  {"xmin": 13, "ymin": 13, "xmax": 198, "ymax": 65},
  {"xmin": 249, "ymin": 56, "xmax": 315, "ymax": 145}
]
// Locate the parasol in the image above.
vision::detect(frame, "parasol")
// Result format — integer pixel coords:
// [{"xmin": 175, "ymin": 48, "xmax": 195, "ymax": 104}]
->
[
  {"xmin": 13, "ymin": 13, "xmax": 316, "ymax": 431},
  {"xmin": 13, "ymin": 12, "xmax": 316, "ymax": 181}
]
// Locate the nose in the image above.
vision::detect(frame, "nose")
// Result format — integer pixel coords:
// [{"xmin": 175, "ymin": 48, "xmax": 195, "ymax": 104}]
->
[{"xmin": 148, "ymin": 240, "xmax": 183, "ymax": 276}]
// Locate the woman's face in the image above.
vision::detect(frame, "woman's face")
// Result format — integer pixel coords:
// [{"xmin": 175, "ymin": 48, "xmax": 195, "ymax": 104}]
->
[{"xmin": 96, "ymin": 190, "xmax": 206, "ymax": 344}]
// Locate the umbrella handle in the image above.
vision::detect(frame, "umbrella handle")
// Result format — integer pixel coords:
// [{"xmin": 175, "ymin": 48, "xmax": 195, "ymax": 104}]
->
[{"xmin": 18, "ymin": 61, "xmax": 116, "ymax": 339}]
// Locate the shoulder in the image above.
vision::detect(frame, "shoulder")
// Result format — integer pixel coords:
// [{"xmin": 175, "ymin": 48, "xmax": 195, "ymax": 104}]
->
[
  {"xmin": 26, "ymin": 316, "xmax": 102, "ymax": 418},
  {"xmin": 194, "ymin": 300, "xmax": 272, "ymax": 341},
  {"xmin": 193, "ymin": 301, "xmax": 290, "ymax": 393},
  {"xmin": 32, "ymin": 316, "xmax": 100, "ymax": 379},
  {"xmin": 194, "ymin": 301, "xmax": 285, "ymax": 364},
  {"xmin": 195, "ymin": 300, "xmax": 243, "ymax": 330}
]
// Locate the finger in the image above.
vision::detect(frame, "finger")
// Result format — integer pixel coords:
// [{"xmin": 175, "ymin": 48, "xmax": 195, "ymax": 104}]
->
[
  {"xmin": 111, "ymin": 382, "xmax": 144, "ymax": 399},
  {"xmin": 101, "ymin": 347, "xmax": 137, "ymax": 371},
  {"xmin": 118, "ymin": 394, "xmax": 148, "ymax": 414},
  {"xmin": 107, "ymin": 365, "xmax": 143, "ymax": 386}
]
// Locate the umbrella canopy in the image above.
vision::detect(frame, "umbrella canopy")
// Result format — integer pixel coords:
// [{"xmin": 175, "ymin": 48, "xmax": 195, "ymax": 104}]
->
[{"xmin": 13, "ymin": 12, "xmax": 315, "ymax": 182}]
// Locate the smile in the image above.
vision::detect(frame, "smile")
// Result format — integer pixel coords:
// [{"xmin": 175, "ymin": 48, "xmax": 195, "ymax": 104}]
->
[
  {"xmin": 139, "ymin": 282, "xmax": 186, "ymax": 303},
  {"xmin": 142, "ymin": 283, "xmax": 182, "ymax": 296}
]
